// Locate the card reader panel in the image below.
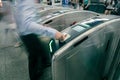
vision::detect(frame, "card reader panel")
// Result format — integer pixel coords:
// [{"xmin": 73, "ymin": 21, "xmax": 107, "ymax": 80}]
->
[{"xmin": 59, "ymin": 17, "xmax": 109, "ymax": 47}]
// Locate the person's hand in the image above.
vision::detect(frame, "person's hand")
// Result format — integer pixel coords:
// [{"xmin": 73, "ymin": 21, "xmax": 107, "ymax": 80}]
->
[
  {"xmin": 55, "ymin": 31, "xmax": 67, "ymax": 41},
  {"xmin": 43, "ymin": 24, "xmax": 67, "ymax": 41}
]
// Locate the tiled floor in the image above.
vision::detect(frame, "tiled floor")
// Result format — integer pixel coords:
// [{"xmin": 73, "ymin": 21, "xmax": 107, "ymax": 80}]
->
[
  {"xmin": 0, "ymin": 21, "xmax": 29, "ymax": 80},
  {"xmin": 0, "ymin": 20, "xmax": 53, "ymax": 80}
]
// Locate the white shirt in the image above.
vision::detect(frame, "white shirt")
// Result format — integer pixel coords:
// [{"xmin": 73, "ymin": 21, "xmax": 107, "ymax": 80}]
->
[{"xmin": 14, "ymin": 0, "xmax": 57, "ymax": 38}]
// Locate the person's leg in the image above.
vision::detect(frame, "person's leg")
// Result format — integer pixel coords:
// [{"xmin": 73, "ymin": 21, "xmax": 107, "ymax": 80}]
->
[
  {"xmin": 105, "ymin": 10, "xmax": 111, "ymax": 15},
  {"xmin": 0, "ymin": 13, "xmax": 3, "ymax": 20},
  {"xmin": 21, "ymin": 34, "xmax": 44, "ymax": 80}
]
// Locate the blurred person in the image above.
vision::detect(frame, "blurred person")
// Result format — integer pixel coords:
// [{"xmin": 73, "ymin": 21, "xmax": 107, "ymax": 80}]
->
[
  {"xmin": 14, "ymin": 0, "xmax": 66, "ymax": 80},
  {"xmin": 111, "ymin": 0, "xmax": 120, "ymax": 15},
  {"xmin": 47, "ymin": 0, "xmax": 52, "ymax": 5},
  {"xmin": 0, "ymin": 0, "xmax": 14, "ymax": 23},
  {"xmin": 105, "ymin": 0, "xmax": 120, "ymax": 15},
  {"xmin": 113, "ymin": 0, "xmax": 118, "ymax": 6},
  {"xmin": 71, "ymin": 0, "xmax": 78, "ymax": 9},
  {"xmin": 82, "ymin": 0, "xmax": 90, "ymax": 10},
  {"xmin": 79, "ymin": 0, "xmax": 83, "ymax": 6},
  {"xmin": 0, "ymin": 0, "xmax": 3, "ymax": 20},
  {"xmin": 0, "ymin": 0, "xmax": 2, "ymax": 7}
]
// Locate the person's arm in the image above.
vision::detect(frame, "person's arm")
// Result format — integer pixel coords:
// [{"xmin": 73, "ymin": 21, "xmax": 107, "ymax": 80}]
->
[{"xmin": 15, "ymin": 0, "xmax": 65, "ymax": 40}]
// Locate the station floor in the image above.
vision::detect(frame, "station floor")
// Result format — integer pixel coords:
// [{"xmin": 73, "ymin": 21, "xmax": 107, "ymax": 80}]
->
[
  {"xmin": 0, "ymin": 21, "xmax": 29, "ymax": 80},
  {"xmin": 0, "ymin": 21, "xmax": 52, "ymax": 80}
]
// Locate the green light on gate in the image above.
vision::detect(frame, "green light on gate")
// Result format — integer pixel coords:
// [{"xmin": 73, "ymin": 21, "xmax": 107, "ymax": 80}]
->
[{"xmin": 49, "ymin": 40, "xmax": 53, "ymax": 53}]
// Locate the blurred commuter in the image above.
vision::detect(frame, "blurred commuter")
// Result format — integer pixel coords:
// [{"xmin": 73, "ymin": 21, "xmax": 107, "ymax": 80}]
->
[
  {"xmin": 105, "ymin": 0, "xmax": 120, "ymax": 15},
  {"xmin": 0, "ymin": 0, "xmax": 2, "ymax": 7},
  {"xmin": 14, "ymin": 0, "xmax": 66, "ymax": 80},
  {"xmin": 0, "ymin": 0, "xmax": 3, "ymax": 20},
  {"xmin": 71, "ymin": 0, "xmax": 78, "ymax": 9},
  {"xmin": 79, "ymin": 0, "xmax": 83, "ymax": 6},
  {"xmin": 111, "ymin": 0, "xmax": 120, "ymax": 15},
  {"xmin": 109, "ymin": 0, "xmax": 118, "ymax": 6},
  {"xmin": 47, "ymin": 0, "xmax": 52, "ymax": 5},
  {"xmin": 112, "ymin": 0, "xmax": 118, "ymax": 6},
  {"xmin": 82, "ymin": 0, "xmax": 90, "ymax": 10},
  {"xmin": 0, "ymin": 0, "xmax": 14, "ymax": 23}
]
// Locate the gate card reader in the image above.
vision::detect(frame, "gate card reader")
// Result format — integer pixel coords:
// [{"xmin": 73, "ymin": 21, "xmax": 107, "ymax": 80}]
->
[
  {"xmin": 38, "ymin": 17, "xmax": 110, "ymax": 55},
  {"xmin": 59, "ymin": 17, "xmax": 109, "ymax": 47},
  {"xmin": 59, "ymin": 25, "xmax": 88, "ymax": 47}
]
